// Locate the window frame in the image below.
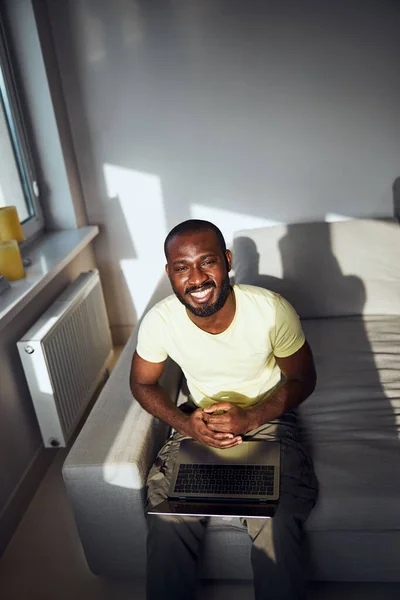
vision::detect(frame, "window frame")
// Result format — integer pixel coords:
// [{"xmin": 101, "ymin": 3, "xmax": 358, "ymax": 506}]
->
[{"xmin": 0, "ymin": 12, "xmax": 44, "ymax": 242}]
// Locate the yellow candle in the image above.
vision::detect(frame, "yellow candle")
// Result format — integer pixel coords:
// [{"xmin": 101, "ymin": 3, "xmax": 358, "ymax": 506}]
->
[
  {"xmin": 0, "ymin": 206, "xmax": 25, "ymax": 242},
  {"xmin": 0, "ymin": 240, "xmax": 25, "ymax": 281}
]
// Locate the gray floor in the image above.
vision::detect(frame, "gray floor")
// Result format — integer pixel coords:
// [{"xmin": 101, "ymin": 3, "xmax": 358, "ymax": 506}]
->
[{"xmin": 1, "ymin": 350, "xmax": 399, "ymax": 599}]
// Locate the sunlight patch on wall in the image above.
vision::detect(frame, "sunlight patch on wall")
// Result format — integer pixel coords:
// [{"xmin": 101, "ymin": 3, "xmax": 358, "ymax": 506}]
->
[
  {"xmin": 325, "ymin": 213, "xmax": 355, "ymax": 222},
  {"xmin": 103, "ymin": 164, "xmax": 167, "ymax": 320},
  {"xmin": 190, "ymin": 204, "xmax": 283, "ymax": 246}
]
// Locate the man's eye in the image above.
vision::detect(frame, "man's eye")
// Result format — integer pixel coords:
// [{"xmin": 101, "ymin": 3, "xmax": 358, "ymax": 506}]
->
[
  {"xmin": 203, "ymin": 260, "xmax": 216, "ymax": 266},
  {"xmin": 175, "ymin": 266, "xmax": 187, "ymax": 272}
]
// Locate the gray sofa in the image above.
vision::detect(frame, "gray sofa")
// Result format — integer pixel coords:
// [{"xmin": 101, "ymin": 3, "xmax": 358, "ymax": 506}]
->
[{"xmin": 63, "ymin": 218, "xmax": 400, "ymax": 582}]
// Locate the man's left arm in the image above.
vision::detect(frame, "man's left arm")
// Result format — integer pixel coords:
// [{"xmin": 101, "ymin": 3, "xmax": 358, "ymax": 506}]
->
[{"xmin": 204, "ymin": 341, "xmax": 316, "ymax": 436}]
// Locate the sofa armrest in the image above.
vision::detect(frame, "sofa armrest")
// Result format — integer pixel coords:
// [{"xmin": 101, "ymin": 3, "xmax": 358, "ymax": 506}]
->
[{"xmin": 63, "ymin": 342, "xmax": 182, "ymax": 578}]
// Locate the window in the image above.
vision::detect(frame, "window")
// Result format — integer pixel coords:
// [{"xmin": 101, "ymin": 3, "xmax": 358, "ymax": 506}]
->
[{"xmin": 0, "ymin": 13, "xmax": 43, "ymax": 241}]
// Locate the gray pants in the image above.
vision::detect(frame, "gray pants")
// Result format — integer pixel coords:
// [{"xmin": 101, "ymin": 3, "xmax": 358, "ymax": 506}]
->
[{"xmin": 146, "ymin": 405, "xmax": 318, "ymax": 600}]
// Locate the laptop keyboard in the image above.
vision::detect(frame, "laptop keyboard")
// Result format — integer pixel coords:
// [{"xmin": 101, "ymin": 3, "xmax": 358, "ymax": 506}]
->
[{"xmin": 174, "ymin": 464, "xmax": 275, "ymax": 496}]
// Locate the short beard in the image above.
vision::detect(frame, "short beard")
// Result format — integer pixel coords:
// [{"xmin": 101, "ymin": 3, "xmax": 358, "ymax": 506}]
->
[{"xmin": 174, "ymin": 277, "xmax": 231, "ymax": 318}]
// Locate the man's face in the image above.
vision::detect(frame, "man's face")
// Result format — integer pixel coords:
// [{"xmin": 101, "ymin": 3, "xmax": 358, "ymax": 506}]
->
[{"xmin": 165, "ymin": 230, "xmax": 232, "ymax": 318}]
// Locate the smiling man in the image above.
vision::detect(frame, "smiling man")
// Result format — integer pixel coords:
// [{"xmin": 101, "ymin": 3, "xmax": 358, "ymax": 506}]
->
[{"xmin": 130, "ymin": 219, "xmax": 318, "ymax": 600}]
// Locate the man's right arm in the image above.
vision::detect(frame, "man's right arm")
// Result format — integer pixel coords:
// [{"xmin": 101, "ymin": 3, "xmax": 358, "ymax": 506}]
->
[{"xmin": 130, "ymin": 352, "xmax": 242, "ymax": 449}]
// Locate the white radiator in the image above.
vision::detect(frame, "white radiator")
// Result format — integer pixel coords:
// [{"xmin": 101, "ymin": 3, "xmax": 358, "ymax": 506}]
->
[{"xmin": 17, "ymin": 270, "xmax": 113, "ymax": 448}]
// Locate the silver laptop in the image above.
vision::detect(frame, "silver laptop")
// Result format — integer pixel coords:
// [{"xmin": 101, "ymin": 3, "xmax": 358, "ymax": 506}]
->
[{"xmin": 148, "ymin": 439, "xmax": 280, "ymax": 519}]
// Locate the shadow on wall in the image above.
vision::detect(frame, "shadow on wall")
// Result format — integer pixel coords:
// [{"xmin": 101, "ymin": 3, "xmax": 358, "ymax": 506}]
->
[
  {"xmin": 233, "ymin": 224, "xmax": 366, "ymax": 316},
  {"xmin": 233, "ymin": 222, "xmax": 399, "ymax": 450}
]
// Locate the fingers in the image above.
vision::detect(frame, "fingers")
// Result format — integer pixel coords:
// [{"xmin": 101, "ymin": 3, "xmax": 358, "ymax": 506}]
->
[
  {"xmin": 199, "ymin": 424, "xmax": 241, "ymax": 449},
  {"xmin": 207, "ymin": 422, "xmax": 233, "ymax": 433},
  {"xmin": 202, "ymin": 411, "xmax": 231, "ymax": 428},
  {"xmin": 218, "ymin": 436, "xmax": 242, "ymax": 447},
  {"xmin": 201, "ymin": 411, "xmax": 234, "ymax": 434},
  {"xmin": 200, "ymin": 417, "xmax": 232, "ymax": 435},
  {"xmin": 206, "ymin": 415, "xmax": 231, "ymax": 426},
  {"xmin": 199, "ymin": 423, "xmax": 229, "ymax": 441},
  {"xmin": 193, "ymin": 408, "xmax": 205, "ymax": 419},
  {"xmin": 202, "ymin": 425, "xmax": 241, "ymax": 446},
  {"xmin": 212, "ymin": 432, "xmax": 233, "ymax": 440},
  {"xmin": 203, "ymin": 402, "xmax": 233, "ymax": 414},
  {"xmin": 190, "ymin": 410, "xmax": 241, "ymax": 448},
  {"xmin": 206, "ymin": 436, "xmax": 242, "ymax": 449}
]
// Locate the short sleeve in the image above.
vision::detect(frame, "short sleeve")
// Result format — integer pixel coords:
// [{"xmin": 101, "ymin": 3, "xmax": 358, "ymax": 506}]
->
[
  {"xmin": 271, "ymin": 295, "xmax": 305, "ymax": 358},
  {"xmin": 136, "ymin": 308, "xmax": 168, "ymax": 363}
]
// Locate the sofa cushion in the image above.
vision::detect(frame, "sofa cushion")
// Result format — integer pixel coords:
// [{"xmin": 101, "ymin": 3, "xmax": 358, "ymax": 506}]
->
[
  {"xmin": 299, "ymin": 315, "xmax": 400, "ymax": 531},
  {"xmin": 233, "ymin": 219, "xmax": 400, "ymax": 318}
]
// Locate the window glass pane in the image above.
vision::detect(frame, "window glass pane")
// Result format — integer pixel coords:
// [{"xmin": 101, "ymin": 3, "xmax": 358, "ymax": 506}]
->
[{"xmin": 0, "ymin": 64, "xmax": 31, "ymax": 223}]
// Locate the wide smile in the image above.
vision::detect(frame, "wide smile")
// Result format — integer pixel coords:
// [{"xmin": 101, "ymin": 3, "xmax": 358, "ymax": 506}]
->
[{"xmin": 189, "ymin": 286, "xmax": 215, "ymax": 303}]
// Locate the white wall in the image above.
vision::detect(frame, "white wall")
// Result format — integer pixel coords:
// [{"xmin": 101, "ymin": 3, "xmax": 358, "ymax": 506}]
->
[{"xmin": 46, "ymin": 0, "xmax": 400, "ymax": 339}]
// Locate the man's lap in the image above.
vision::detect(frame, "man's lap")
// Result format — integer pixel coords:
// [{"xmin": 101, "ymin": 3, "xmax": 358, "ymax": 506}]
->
[{"xmin": 146, "ymin": 406, "xmax": 318, "ymax": 521}]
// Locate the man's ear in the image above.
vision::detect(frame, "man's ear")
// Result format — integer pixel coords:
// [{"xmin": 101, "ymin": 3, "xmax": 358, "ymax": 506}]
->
[
  {"xmin": 225, "ymin": 249, "xmax": 233, "ymax": 272},
  {"xmin": 165, "ymin": 263, "xmax": 169, "ymax": 276}
]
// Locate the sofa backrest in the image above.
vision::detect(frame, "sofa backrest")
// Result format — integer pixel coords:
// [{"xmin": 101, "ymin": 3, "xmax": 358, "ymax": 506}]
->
[{"xmin": 233, "ymin": 219, "xmax": 400, "ymax": 319}]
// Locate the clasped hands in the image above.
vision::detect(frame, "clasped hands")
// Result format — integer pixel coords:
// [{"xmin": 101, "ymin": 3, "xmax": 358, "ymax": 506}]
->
[{"xmin": 184, "ymin": 402, "xmax": 254, "ymax": 449}]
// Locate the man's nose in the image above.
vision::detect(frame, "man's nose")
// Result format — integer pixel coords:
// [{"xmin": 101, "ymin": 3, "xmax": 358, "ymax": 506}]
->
[{"xmin": 188, "ymin": 266, "xmax": 208, "ymax": 287}]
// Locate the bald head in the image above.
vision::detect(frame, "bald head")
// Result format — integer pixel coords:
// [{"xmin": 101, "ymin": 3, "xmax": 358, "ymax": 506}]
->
[{"xmin": 164, "ymin": 220, "xmax": 226, "ymax": 259}]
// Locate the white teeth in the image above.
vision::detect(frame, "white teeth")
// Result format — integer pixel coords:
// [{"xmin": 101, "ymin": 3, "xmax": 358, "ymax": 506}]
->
[{"xmin": 191, "ymin": 287, "xmax": 212, "ymax": 299}]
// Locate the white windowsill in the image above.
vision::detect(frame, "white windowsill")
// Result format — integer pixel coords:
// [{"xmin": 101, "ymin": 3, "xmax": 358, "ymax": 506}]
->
[{"xmin": 0, "ymin": 226, "xmax": 99, "ymax": 332}]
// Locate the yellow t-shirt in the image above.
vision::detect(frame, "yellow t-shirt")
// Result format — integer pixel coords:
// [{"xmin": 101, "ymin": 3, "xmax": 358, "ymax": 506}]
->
[{"xmin": 136, "ymin": 284, "xmax": 305, "ymax": 408}]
